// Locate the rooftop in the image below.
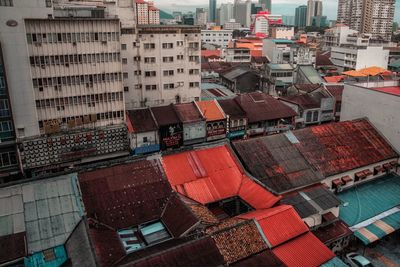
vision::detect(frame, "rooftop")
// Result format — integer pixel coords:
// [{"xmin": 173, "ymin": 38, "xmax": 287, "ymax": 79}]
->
[
  {"xmin": 234, "ymin": 92, "xmax": 297, "ymax": 123},
  {"xmin": 126, "ymin": 109, "xmax": 158, "ymax": 133},
  {"xmin": 372, "ymin": 86, "xmax": 400, "ymax": 96},
  {"xmin": 267, "ymin": 63, "xmax": 294, "ymax": 71},
  {"xmin": 174, "ymin": 103, "xmax": 204, "ymax": 123},
  {"xmin": 151, "ymin": 105, "xmax": 181, "ymax": 126},
  {"xmin": 325, "ymin": 85, "xmax": 344, "ymax": 101},
  {"xmin": 196, "ymin": 100, "xmax": 226, "ymax": 121},
  {"xmin": 217, "ymin": 98, "xmax": 247, "ymax": 119}
]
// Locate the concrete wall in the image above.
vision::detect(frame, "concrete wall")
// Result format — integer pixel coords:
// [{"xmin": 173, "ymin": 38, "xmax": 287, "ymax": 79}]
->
[{"xmin": 341, "ymin": 83, "xmax": 400, "ymax": 153}]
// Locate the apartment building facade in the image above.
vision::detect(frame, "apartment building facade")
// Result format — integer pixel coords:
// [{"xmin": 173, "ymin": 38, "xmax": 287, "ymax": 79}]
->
[
  {"xmin": 136, "ymin": 0, "xmax": 160, "ymax": 25},
  {"xmin": 201, "ymin": 29, "xmax": 233, "ymax": 47}
]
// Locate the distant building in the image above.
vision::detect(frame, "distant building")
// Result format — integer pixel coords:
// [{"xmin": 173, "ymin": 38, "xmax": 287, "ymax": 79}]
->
[
  {"xmin": 337, "ymin": 0, "xmax": 395, "ymax": 41},
  {"xmin": 222, "ymin": 48, "xmax": 252, "ymax": 63},
  {"xmin": 269, "ymin": 25, "xmax": 295, "ymax": 40},
  {"xmin": 201, "ymin": 29, "xmax": 233, "ymax": 47},
  {"xmin": 259, "ymin": 0, "xmax": 272, "ymax": 12},
  {"xmin": 224, "ymin": 19, "xmax": 241, "ymax": 30},
  {"xmin": 282, "ymin": 15, "xmax": 295, "ymax": 26},
  {"xmin": 295, "ymin": 5, "xmax": 308, "ymax": 28},
  {"xmin": 136, "ymin": 0, "xmax": 160, "ymax": 25},
  {"xmin": 209, "ymin": 0, "xmax": 217, "ymax": 23},
  {"xmin": 311, "ymin": 15, "xmax": 327, "ymax": 28},
  {"xmin": 306, "ymin": 0, "xmax": 323, "ymax": 27},
  {"xmin": 196, "ymin": 8, "xmax": 207, "ymax": 26},
  {"xmin": 234, "ymin": 0, "xmax": 252, "ymax": 28},
  {"xmin": 219, "ymin": 3, "xmax": 234, "ymax": 26}
]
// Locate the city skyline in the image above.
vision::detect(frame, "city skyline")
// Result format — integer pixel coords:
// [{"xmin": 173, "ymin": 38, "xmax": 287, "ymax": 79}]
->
[{"xmin": 155, "ymin": 0, "xmax": 400, "ymax": 22}]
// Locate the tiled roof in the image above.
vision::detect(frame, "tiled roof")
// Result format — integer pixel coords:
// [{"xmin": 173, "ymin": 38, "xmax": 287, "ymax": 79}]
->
[
  {"xmin": 217, "ymin": 98, "xmax": 247, "ymax": 119},
  {"xmin": 272, "ymin": 232, "xmax": 335, "ymax": 267},
  {"xmin": 230, "ymin": 251, "xmax": 284, "ymax": 267},
  {"xmin": 325, "ymin": 85, "xmax": 344, "ymax": 101},
  {"xmin": 201, "ymin": 49, "xmax": 222, "ymax": 58},
  {"xmin": 297, "ymin": 65, "xmax": 324, "ymax": 84},
  {"xmin": 151, "ymin": 105, "xmax": 181, "ymax": 126},
  {"xmin": 126, "ymin": 108, "xmax": 158, "ymax": 133},
  {"xmin": 324, "ymin": 76, "xmax": 344, "ymax": 83},
  {"xmin": 126, "ymin": 237, "xmax": 224, "ymax": 267},
  {"xmin": 187, "ymin": 203, "xmax": 219, "ymax": 225},
  {"xmin": 282, "ymin": 94, "xmax": 320, "ymax": 109},
  {"xmin": 196, "ymin": 100, "xmax": 226, "ymax": 121},
  {"xmin": 162, "ymin": 145, "xmax": 281, "ymax": 207},
  {"xmin": 174, "ymin": 102, "xmax": 204, "ymax": 123},
  {"xmin": 293, "ymin": 84, "xmax": 322, "ymax": 93},
  {"xmin": 239, "ymin": 205, "xmax": 309, "ymax": 248},
  {"xmin": 211, "ymin": 220, "xmax": 268, "ymax": 265},
  {"xmin": 222, "ymin": 67, "xmax": 252, "ymax": 81},
  {"xmin": 233, "ymin": 134, "xmax": 323, "ymax": 194},
  {"xmin": 316, "ymin": 53, "xmax": 334, "ymax": 66},
  {"xmin": 293, "ymin": 119, "xmax": 398, "ymax": 177},
  {"xmin": 313, "ymin": 219, "xmax": 352, "ymax": 245},
  {"xmin": 234, "ymin": 92, "xmax": 297, "ymax": 123}
]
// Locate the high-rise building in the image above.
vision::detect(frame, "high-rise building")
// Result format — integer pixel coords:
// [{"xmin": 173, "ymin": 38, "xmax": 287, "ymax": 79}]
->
[
  {"xmin": 306, "ymin": 0, "xmax": 323, "ymax": 26},
  {"xmin": 209, "ymin": 0, "xmax": 217, "ymax": 23},
  {"xmin": 258, "ymin": 0, "xmax": 272, "ymax": 12},
  {"xmin": 282, "ymin": 15, "xmax": 295, "ymax": 26},
  {"xmin": 219, "ymin": 3, "xmax": 234, "ymax": 26},
  {"xmin": 234, "ymin": 0, "xmax": 252, "ymax": 28},
  {"xmin": 295, "ymin": 5, "xmax": 308, "ymax": 28},
  {"xmin": 337, "ymin": 0, "xmax": 395, "ymax": 41},
  {"xmin": 136, "ymin": 0, "xmax": 160, "ymax": 25},
  {"xmin": 196, "ymin": 8, "xmax": 208, "ymax": 26}
]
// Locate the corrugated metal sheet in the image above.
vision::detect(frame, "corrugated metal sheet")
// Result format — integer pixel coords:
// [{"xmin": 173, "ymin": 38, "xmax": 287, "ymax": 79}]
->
[
  {"xmin": 218, "ymin": 98, "xmax": 247, "ymax": 119},
  {"xmin": 127, "ymin": 108, "xmax": 158, "ymax": 133},
  {"xmin": 196, "ymin": 100, "xmax": 226, "ymax": 121},
  {"xmin": 238, "ymin": 177, "xmax": 282, "ymax": 210},
  {"xmin": 174, "ymin": 103, "xmax": 204, "ymax": 123},
  {"xmin": 234, "ymin": 92, "xmax": 297, "ymax": 123},
  {"xmin": 239, "ymin": 205, "xmax": 309, "ymax": 248},
  {"xmin": 282, "ymin": 94, "xmax": 320, "ymax": 109},
  {"xmin": 162, "ymin": 145, "xmax": 280, "ymax": 207},
  {"xmin": 230, "ymin": 251, "xmax": 284, "ymax": 267},
  {"xmin": 126, "ymin": 237, "xmax": 224, "ymax": 267},
  {"xmin": 233, "ymin": 134, "xmax": 323, "ymax": 194},
  {"xmin": 320, "ymin": 257, "xmax": 348, "ymax": 267},
  {"xmin": 293, "ymin": 119, "xmax": 399, "ymax": 177},
  {"xmin": 325, "ymin": 85, "xmax": 344, "ymax": 101},
  {"xmin": 313, "ymin": 220, "xmax": 352, "ymax": 245},
  {"xmin": 151, "ymin": 105, "xmax": 181, "ymax": 126},
  {"xmin": 272, "ymin": 232, "xmax": 334, "ymax": 267},
  {"xmin": 211, "ymin": 220, "xmax": 268, "ymax": 265}
]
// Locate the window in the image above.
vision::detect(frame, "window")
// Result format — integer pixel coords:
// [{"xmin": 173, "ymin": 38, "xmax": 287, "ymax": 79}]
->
[
  {"xmin": 122, "ymin": 58, "xmax": 128, "ymax": 64},
  {"xmin": 124, "ymin": 86, "xmax": 129, "ymax": 92},
  {"xmin": 144, "ymin": 43, "xmax": 155, "ymax": 49},
  {"xmin": 135, "ymin": 84, "xmax": 142, "ymax": 89},
  {"xmin": 0, "ymin": 0, "xmax": 13, "ymax": 6},
  {"xmin": 163, "ymin": 70, "xmax": 174, "ymax": 76},
  {"xmin": 134, "ymin": 70, "xmax": 142, "ymax": 76},
  {"xmin": 123, "ymin": 72, "xmax": 128, "ymax": 79},
  {"xmin": 133, "ymin": 56, "xmax": 141, "ymax": 62},
  {"xmin": 189, "ymin": 69, "xmax": 199, "ymax": 75},
  {"xmin": 312, "ymin": 111, "xmax": 319, "ymax": 122},
  {"xmin": 0, "ymin": 99, "xmax": 10, "ymax": 117},
  {"xmin": 162, "ymin": 57, "xmax": 174, "ymax": 63},
  {"xmin": 189, "ymin": 56, "xmax": 199, "ymax": 62},
  {"xmin": 121, "ymin": 44, "xmax": 127, "ymax": 50},
  {"xmin": 118, "ymin": 221, "xmax": 171, "ymax": 254},
  {"xmin": 0, "ymin": 121, "xmax": 13, "ymax": 140},
  {"xmin": 144, "ymin": 57, "xmax": 156, "ymax": 63},
  {"xmin": 45, "ymin": 0, "xmax": 52, "ymax": 7},
  {"xmin": 0, "ymin": 77, "xmax": 6, "ymax": 95},
  {"xmin": 162, "ymin": 43, "xmax": 173, "ymax": 49},
  {"xmin": 306, "ymin": 111, "xmax": 312, "ymax": 122},
  {"xmin": 163, "ymin": 83, "xmax": 174, "ymax": 90},
  {"xmin": 144, "ymin": 71, "xmax": 156, "ymax": 77},
  {"xmin": 143, "ymin": 137, "xmax": 148, "ymax": 143},
  {"xmin": 177, "ymin": 41, "xmax": 184, "ymax": 46},
  {"xmin": 177, "ymin": 55, "xmax": 184, "ymax": 60},
  {"xmin": 189, "ymin": 42, "xmax": 199, "ymax": 49},
  {"xmin": 189, "ymin": 82, "xmax": 199, "ymax": 88},
  {"xmin": 145, "ymin": 85, "xmax": 157, "ymax": 90},
  {"xmin": 177, "ymin": 68, "xmax": 184, "ymax": 73}
]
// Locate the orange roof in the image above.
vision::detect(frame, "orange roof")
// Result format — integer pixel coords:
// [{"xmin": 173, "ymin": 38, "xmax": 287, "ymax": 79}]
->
[
  {"xmin": 202, "ymin": 50, "xmax": 222, "ymax": 58},
  {"xmin": 324, "ymin": 76, "xmax": 344, "ymax": 83},
  {"xmin": 358, "ymin": 66, "xmax": 388, "ymax": 76},
  {"xmin": 162, "ymin": 145, "xmax": 281, "ymax": 206},
  {"xmin": 250, "ymin": 50, "xmax": 263, "ymax": 57},
  {"xmin": 196, "ymin": 100, "xmax": 226, "ymax": 121},
  {"xmin": 342, "ymin": 70, "xmax": 367, "ymax": 77}
]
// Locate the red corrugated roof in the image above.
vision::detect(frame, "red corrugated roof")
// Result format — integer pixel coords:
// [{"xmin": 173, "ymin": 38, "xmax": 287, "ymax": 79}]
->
[
  {"xmin": 239, "ymin": 205, "xmax": 308, "ymax": 248},
  {"xmin": 272, "ymin": 232, "xmax": 334, "ymax": 267},
  {"xmin": 196, "ymin": 100, "xmax": 226, "ymax": 121},
  {"xmin": 324, "ymin": 76, "xmax": 344, "ymax": 83},
  {"xmin": 373, "ymin": 86, "xmax": 400, "ymax": 96},
  {"xmin": 162, "ymin": 145, "xmax": 280, "ymax": 206},
  {"xmin": 201, "ymin": 50, "xmax": 222, "ymax": 58}
]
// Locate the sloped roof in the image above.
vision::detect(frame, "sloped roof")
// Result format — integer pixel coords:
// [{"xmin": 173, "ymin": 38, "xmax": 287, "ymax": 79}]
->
[
  {"xmin": 297, "ymin": 65, "xmax": 324, "ymax": 84},
  {"xmin": 126, "ymin": 108, "xmax": 158, "ymax": 133},
  {"xmin": 162, "ymin": 145, "xmax": 281, "ymax": 207},
  {"xmin": 325, "ymin": 85, "xmax": 344, "ymax": 101},
  {"xmin": 234, "ymin": 92, "xmax": 297, "ymax": 123},
  {"xmin": 230, "ymin": 250, "xmax": 284, "ymax": 267},
  {"xmin": 316, "ymin": 53, "xmax": 333, "ymax": 66},
  {"xmin": 151, "ymin": 105, "xmax": 181, "ymax": 126},
  {"xmin": 233, "ymin": 134, "xmax": 323, "ymax": 194},
  {"xmin": 174, "ymin": 102, "xmax": 204, "ymax": 123},
  {"xmin": 282, "ymin": 94, "xmax": 320, "ymax": 109},
  {"xmin": 0, "ymin": 232, "xmax": 26, "ymax": 264},
  {"xmin": 239, "ymin": 205, "xmax": 309, "ymax": 248},
  {"xmin": 217, "ymin": 98, "xmax": 247, "ymax": 119},
  {"xmin": 272, "ymin": 232, "xmax": 334, "ymax": 267},
  {"xmin": 196, "ymin": 100, "xmax": 226, "ymax": 121},
  {"xmin": 201, "ymin": 50, "xmax": 222, "ymax": 58},
  {"xmin": 293, "ymin": 119, "xmax": 398, "ymax": 177},
  {"xmin": 222, "ymin": 67, "xmax": 252, "ymax": 81},
  {"xmin": 324, "ymin": 76, "xmax": 344, "ymax": 83}
]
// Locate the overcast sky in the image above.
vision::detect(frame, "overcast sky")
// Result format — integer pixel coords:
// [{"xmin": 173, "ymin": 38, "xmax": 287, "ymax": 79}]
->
[{"xmin": 155, "ymin": 0, "xmax": 400, "ymax": 22}]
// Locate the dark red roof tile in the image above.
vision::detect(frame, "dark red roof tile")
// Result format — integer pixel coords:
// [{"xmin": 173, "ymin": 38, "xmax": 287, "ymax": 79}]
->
[
  {"xmin": 0, "ymin": 232, "xmax": 27, "ymax": 264},
  {"xmin": 151, "ymin": 105, "xmax": 181, "ymax": 126},
  {"xmin": 217, "ymin": 98, "xmax": 247, "ymax": 119},
  {"xmin": 174, "ymin": 103, "xmax": 204, "ymax": 123},
  {"xmin": 325, "ymin": 85, "xmax": 344, "ymax": 102},
  {"xmin": 127, "ymin": 108, "xmax": 158, "ymax": 133}
]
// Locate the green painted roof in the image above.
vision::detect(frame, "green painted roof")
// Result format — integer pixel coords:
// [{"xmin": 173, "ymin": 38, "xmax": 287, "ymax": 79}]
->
[
  {"xmin": 338, "ymin": 174, "xmax": 400, "ymax": 227},
  {"xmin": 267, "ymin": 63, "xmax": 294, "ymax": 71},
  {"xmin": 320, "ymin": 257, "xmax": 348, "ymax": 267},
  {"xmin": 389, "ymin": 59, "xmax": 400, "ymax": 68}
]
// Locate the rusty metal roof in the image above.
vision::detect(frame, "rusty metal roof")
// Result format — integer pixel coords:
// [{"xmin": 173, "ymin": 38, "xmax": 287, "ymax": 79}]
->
[
  {"xmin": 293, "ymin": 119, "xmax": 399, "ymax": 177},
  {"xmin": 313, "ymin": 219, "xmax": 352, "ymax": 245},
  {"xmin": 0, "ymin": 232, "xmax": 27, "ymax": 264},
  {"xmin": 127, "ymin": 108, "xmax": 158, "ymax": 133},
  {"xmin": 151, "ymin": 105, "xmax": 181, "ymax": 126},
  {"xmin": 196, "ymin": 100, "xmax": 226, "ymax": 121},
  {"xmin": 230, "ymin": 251, "xmax": 284, "ymax": 267},
  {"xmin": 174, "ymin": 103, "xmax": 204, "ymax": 123},
  {"xmin": 217, "ymin": 98, "xmax": 247, "ymax": 119},
  {"xmin": 325, "ymin": 85, "xmax": 344, "ymax": 102},
  {"xmin": 233, "ymin": 134, "xmax": 324, "ymax": 194},
  {"xmin": 234, "ymin": 92, "xmax": 297, "ymax": 123},
  {"xmin": 282, "ymin": 94, "xmax": 320, "ymax": 109}
]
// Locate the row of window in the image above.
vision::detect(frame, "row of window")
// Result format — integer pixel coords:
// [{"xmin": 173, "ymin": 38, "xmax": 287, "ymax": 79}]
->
[
  {"xmin": 138, "ymin": 69, "xmax": 200, "ymax": 78},
  {"xmin": 0, "ymin": 151, "xmax": 17, "ymax": 168},
  {"xmin": 127, "ymin": 81, "xmax": 200, "ymax": 91},
  {"xmin": 26, "ymin": 31, "xmax": 120, "ymax": 44},
  {"xmin": 32, "ymin": 72, "xmax": 122, "ymax": 88},
  {"xmin": 35, "ymin": 92, "xmax": 123, "ymax": 109},
  {"xmin": 39, "ymin": 110, "xmax": 124, "ymax": 129},
  {"xmin": 0, "ymin": 0, "xmax": 13, "ymax": 6},
  {"xmin": 0, "ymin": 99, "xmax": 10, "ymax": 118},
  {"xmin": 30, "ymin": 53, "xmax": 121, "ymax": 67},
  {"xmin": 271, "ymin": 72, "xmax": 293, "ymax": 78},
  {"xmin": 129, "ymin": 55, "xmax": 199, "ymax": 63},
  {"xmin": 0, "ymin": 77, "xmax": 7, "ymax": 96}
]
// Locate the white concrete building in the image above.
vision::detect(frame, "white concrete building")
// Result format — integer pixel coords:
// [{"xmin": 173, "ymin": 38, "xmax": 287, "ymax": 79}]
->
[
  {"xmin": 201, "ymin": 29, "xmax": 233, "ymax": 48},
  {"xmin": 135, "ymin": 0, "xmax": 160, "ymax": 25},
  {"xmin": 341, "ymin": 80, "xmax": 400, "ymax": 154},
  {"xmin": 224, "ymin": 19, "xmax": 241, "ymax": 30},
  {"xmin": 195, "ymin": 8, "xmax": 207, "ymax": 26},
  {"xmin": 234, "ymin": 0, "xmax": 252, "ymax": 28},
  {"xmin": 254, "ymin": 14, "xmax": 269, "ymax": 36},
  {"xmin": 269, "ymin": 26, "xmax": 295, "ymax": 40},
  {"xmin": 222, "ymin": 48, "xmax": 251, "ymax": 63},
  {"xmin": 219, "ymin": 3, "xmax": 234, "ymax": 26},
  {"xmin": 124, "ymin": 25, "xmax": 202, "ymax": 109},
  {"xmin": 330, "ymin": 45, "xmax": 389, "ymax": 71},
  {"xmin": 324, "ymin": 25, "xmax": 358, "ymax": 50}
]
